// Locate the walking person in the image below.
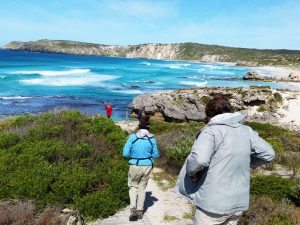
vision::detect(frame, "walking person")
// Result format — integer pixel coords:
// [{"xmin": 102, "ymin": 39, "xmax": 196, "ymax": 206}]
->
[
  {"xmin": 105, "ymin": 103, "xmax": 112, "ymax": 118},
  {"xmin": 175, "ymin": 95, "xmax": 275, "ymax": 225},
  {"xmin": 123, "ymin": 117, "xmax": 159, "ymax": 221}
]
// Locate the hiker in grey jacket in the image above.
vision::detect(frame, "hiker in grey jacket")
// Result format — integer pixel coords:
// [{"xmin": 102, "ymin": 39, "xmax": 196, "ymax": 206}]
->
[{"xmin": 175, "ymin": 95, "xmax": 275, "ymax": 225}]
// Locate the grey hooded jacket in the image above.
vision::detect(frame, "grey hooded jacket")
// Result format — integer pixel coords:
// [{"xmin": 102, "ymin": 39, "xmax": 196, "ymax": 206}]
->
[{"xmin": 174, "ymin": 112, "xmax": 275, "ymax": 214}]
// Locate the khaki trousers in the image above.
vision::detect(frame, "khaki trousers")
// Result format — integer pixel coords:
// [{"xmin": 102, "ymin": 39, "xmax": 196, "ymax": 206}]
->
[
  {"xmin": 194, "ymin": 208, "xmax": 243, "ymax": 225},
  {"xmin": 128, "ymin": 165, "xmax": 152, "ymax": 210}
]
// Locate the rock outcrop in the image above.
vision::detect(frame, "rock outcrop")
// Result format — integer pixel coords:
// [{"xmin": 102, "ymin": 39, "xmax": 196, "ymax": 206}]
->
[
  {"xmin": 129, "ymin": 86, "xmax": 282, "ymax": 122},
  {"xmin": 243, "ymin": 71, "xmax": 300, "ymax": 83},
  {"xmin": 243, "ymin": 71, "xmax": 266, "ymax": 81},
  {"xmin": 288, "ymin": 72, "xmax": 300, "ymax": 81}
]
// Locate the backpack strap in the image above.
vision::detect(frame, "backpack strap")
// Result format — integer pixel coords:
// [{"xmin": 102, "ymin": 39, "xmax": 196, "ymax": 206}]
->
[{"xmin": 130, "ymin": 135, "xmax": 154, "ymax": 167}]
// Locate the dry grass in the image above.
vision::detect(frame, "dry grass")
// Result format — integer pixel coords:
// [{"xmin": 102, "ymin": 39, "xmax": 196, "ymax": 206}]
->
[
  {"xmin": 36, "ymin": 207, "xmax": 66, "ymax": 225},
  {"xmin": 239, "ymin": 196, "xmax": 300, "ymax": 225},
  {"xmin": 0, "ymin": 200, "xmax": 35, "ymax": 225},
  {"xmin": 0, "ymin": 201, "xmax": 68, "ymax": 225}
]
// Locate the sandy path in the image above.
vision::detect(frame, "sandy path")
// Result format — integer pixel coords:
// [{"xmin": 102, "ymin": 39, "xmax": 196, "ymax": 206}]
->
[
  {"xmin": 91, "ymin": 167, "xmax": 193, "ymax": 225},
  {"xmin": 144, "ymin": 168, "xmax": 193, "ymax": 225}
]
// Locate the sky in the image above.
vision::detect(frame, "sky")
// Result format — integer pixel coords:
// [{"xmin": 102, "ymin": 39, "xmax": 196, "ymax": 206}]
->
[{"xmin": 0, "ymin": 0, "xmax": 300, "ymax": 50}]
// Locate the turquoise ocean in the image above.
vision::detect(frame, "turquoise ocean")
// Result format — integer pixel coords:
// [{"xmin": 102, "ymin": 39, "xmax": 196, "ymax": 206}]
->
[{"xmin": 0, "ymin": 50, "xmax": 297, "ymax": 120}]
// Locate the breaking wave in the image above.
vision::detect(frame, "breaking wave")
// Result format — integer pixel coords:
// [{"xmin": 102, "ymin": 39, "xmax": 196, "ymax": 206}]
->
[
  {"xmin": 0, "ymin": 96, "xmax": 31, "ymax": 100},
  {"xmin": 10, "ymin": 69, "xmax": 91, "ymax": 76},
  {"xmin": 139, "ymin": 61, "xmax": 152, "ymax": 66},
  {"xmin": 20, "ymin": 74, "xmax": 117, "ymax": 87},
  {"xmin": 181, "ymin": 81, "xmax": 208, "ymax": 87}
]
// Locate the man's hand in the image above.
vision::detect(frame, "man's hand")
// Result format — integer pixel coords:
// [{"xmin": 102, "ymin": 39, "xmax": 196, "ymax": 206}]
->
[{"xmin": 190, "ymin": 175, "xmax": 199, "ymax": 182}]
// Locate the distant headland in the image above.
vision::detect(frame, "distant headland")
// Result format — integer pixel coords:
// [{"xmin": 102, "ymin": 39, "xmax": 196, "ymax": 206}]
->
[{"xmin": 3, "ymin": 39, "xmax": 300, "ymax": 68}]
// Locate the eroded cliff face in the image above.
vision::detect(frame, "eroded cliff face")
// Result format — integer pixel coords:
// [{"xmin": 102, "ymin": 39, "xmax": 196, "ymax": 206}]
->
[{"xmin": 126, "ymin": 44, "xmax": 181, "ymax": 60}]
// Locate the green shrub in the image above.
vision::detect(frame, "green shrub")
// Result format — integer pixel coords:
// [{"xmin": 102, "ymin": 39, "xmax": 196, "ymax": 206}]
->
[
  {"xmin": 266, "ymin": 137, "xmax": 284, "ymax": 153},
  {"xmin": 11, "ymin": 114, "xmax": 36, "ymax": 127},
  {"xmin": 0, "ymin": 132, "xmax": 19, "ymax": 149},
  {"xmin": 93, "ymin": 116, "xmax": 127, "ymax": 152},
  {"xmin": 257, "ymin": 104, "xmax": 268, "ymax": 112},
  {"xmin": 245, "ymin": 122, "xmax": 300, "ymax": 167},
  {"xmin": 0, "ymin": 111, "xmax": 129, "ymax": 220},
  {"xmin": 266, "ymin": 212, "xmax": 297, "ymax": 225},
  {"xmin": 49, "ymin": 164, "xmax": 96, "ymax": 204},
  {"xmin": 166, "ymin": 137, "xmax": 194, "ymax": 168},
  {"xmin": 274, "ymin": 92, "xmax": 283, "ymax": 104},
  {"xmin": 239, "ymin": 196, "xmax": 300, "ymax": 225},
  {"xmin": 201, "ymin": 95, "xmax": 211, "ymax": 105},
  {"xmin": 250, "ymin": 175, "xmax": 297, "ymax": 203}
]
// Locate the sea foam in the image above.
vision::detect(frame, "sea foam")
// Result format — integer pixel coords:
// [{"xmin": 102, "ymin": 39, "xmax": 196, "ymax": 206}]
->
[
  {"xmin": 181, "ymin": 81, "xmax": 208, "ymax": 87},
  {"xmin": 10, "ymin": 69, "xmax": 91, "ymax": 76},
  {"xmin": 139, "ymin": 61, "xmax": 152, "ymax": 66},
  {"xmin": 0, "ymin": 96, "xmax": 31, "ymax": 100},
  {"xmin": 20, "ymin": 74, "xmax": 117, "ymax": 87}
]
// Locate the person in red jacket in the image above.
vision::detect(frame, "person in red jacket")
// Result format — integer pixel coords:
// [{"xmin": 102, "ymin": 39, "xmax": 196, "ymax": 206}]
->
[{"xmin": 105, "ymin": 103, "xmax": 112, "ymax": 118}]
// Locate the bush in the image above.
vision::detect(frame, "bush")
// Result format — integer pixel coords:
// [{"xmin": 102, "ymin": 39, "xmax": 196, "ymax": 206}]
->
[
  {"xmin": 0, "ymin": 132, "xmax": 19, "ymax": 149},
  {"xmin": 201, "ymin": 95, "xmax": 211, "ymax": 105},
  {"xmin": 239, "ymin": 196, "xmax": 300, "ymax": 225},
  {"xmin": 274, "ymin": 92, "xmax": 283, "ymax": 104},
  {"xmin": 246, "ymin": 122, "xmax": 300, "ymax": 166},
  {"xmin": 93, "ymin": 116, "xmax": 127, "ymax": 152},
  {"xmin": 166, "ymin": 137, "xmax": 194, "ymax": 168},
  {"xmin": 0, "ymin": 110, "xmax": 129, "ymax": 220},
  {"xmin": 151, "ymin": 119, "xmax": 204, "ymax": 174},
  {"xmin": 266, "ymin": 137, "xmax": 284, "ymax": 153},
  {"xmin": 250, "ymin": 175, "xmax": 297, "ymax": 203},
  {"xmin": 257, "ymin": 104, "xmax": 268, "ymax": 112}
]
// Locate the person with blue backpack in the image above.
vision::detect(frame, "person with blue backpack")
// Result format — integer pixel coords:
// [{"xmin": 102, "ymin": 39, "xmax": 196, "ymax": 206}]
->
[{"xmin": 123, "ymin": 116, "xmax": 159, "ymax": 221}]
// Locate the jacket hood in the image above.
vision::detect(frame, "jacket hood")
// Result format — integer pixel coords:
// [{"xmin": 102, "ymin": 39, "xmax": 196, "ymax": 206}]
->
[
  {"xmin": 208, "ymin": 112, "xmax": 245, "ymax": 127},
  {"xmin": 136, "ymin": 129, "xmax": 154, "ymax": 138}
]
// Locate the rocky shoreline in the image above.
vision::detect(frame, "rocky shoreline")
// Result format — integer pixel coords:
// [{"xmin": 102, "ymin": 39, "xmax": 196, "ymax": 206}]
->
[
  {"xmin": 128, "ymin": 86, "xmax": 300, "ymax": 131},
  {"xmin": 243, "ymin": 71, "xmax": 300, "ymax": 83}
]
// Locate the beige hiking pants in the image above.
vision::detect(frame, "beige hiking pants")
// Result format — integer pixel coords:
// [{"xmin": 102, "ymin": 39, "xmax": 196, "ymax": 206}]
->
[
  {"xmin": 128, "ymin": 165, "xmax": 152, "ymax": 210},
  {"xmin": 193, "ymin": 208, "xmax": 243, "ymax": 225}
]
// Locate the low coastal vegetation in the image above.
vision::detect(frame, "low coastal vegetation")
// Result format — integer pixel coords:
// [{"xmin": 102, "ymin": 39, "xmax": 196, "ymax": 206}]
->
[
  {"xmin": 0, "ymin": 110, "xmax": 129, "ymax": 222},
  {"xmin": 0, "ymin": 110, "xmax": 299, "ymax": 224}
]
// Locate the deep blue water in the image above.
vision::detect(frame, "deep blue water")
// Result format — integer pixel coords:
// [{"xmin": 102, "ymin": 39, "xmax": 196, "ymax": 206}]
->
[{"xmin": 0, "ymin": 50, "xmax": 296, "ymax": 120}]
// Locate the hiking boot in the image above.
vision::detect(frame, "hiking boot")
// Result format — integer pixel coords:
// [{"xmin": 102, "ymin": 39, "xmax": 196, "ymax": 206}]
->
[
  {"xmin": 136, "ymin": 209, "xmax": 144, "ymax": 219},
  {"xmin": 129, "ymin": 208, "xmax": 138, "ymax": 221}
]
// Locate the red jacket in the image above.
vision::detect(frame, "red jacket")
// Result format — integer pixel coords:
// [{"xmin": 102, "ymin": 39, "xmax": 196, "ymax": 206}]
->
[{"xmin": 105, "ymin": 105, "xmax": 112, "ymax": 116}]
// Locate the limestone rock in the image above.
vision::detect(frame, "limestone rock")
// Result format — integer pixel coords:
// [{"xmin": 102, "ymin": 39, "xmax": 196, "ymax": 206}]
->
[
  {"xmin": 288, "ymin": 72, "xmax": 300, "ymax": 81},
  {"xmin": 128, "ymin": 86, "xmax": 280, "ymax": 122},
  {"xmin": 243, "ymin": 71, "xmax": 264, "ymax": 80}
]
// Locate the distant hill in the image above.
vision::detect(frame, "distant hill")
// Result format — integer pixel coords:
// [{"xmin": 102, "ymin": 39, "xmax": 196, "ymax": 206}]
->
[{"xmin": 3, "ymin": 39, "xmax": 300, "ymax": 67}]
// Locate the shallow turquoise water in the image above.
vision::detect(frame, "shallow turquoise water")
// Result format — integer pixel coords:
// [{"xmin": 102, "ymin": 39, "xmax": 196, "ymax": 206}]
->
[{"xmin": 0, "ymin": 50, "xmax": 296, "ymax": 120}]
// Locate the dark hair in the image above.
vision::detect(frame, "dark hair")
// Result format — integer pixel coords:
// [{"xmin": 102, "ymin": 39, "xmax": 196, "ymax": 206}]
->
[
  {"xmin": 205, "ymin": 94, "xmax": 233, "ymax": 120},
  {"xmin": 138, "ymin": 115, "xmax": 150, "ymax": 130}
]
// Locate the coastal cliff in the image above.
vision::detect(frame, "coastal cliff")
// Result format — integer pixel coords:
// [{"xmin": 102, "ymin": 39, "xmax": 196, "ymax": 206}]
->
[{"xmin": 3, "ymin": 39, "xmax": 300, "ymax": 67}]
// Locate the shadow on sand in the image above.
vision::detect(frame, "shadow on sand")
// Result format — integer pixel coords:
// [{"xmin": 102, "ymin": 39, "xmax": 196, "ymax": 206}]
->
[{"xmin": 144, "ymin": 191, "xmax": 158, "ymax": 213}]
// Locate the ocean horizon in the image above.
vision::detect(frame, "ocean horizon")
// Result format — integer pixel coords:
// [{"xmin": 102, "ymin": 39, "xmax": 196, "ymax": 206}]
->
[{"xmin": 0, "ymin": 49, "xmax": 298, "ymax": 120}]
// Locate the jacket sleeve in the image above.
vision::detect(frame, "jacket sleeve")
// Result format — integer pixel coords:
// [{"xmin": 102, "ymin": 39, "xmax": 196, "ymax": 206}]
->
[
  {"xmin": 151, "ymin": 138, "xmax": 159, "ymax": 159},
  {"xmin": 186, "ymin": 128, "xmax": 215, "ymax": 176},
  {"xmin": 250, "ymin": 129, "xmax": 275, "ymax": 168},
  {"xmin": 123, "ymin": 135, "xmax": 134, "ymax": 158}
]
